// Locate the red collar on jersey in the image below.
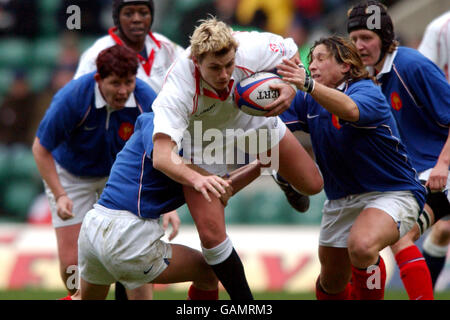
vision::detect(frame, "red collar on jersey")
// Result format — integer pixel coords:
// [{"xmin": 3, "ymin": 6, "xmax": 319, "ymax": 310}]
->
[{"xmin": 108, "ymin": 27, "xmax": 160, "ymax": 76}]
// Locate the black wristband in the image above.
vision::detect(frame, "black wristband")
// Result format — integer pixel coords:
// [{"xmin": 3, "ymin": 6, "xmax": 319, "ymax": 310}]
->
[
  {"xmin": 298, "ymin": 64, "xmax": 315, "ymax": 93},
  {"xmin": 303, "ymin": 74, "xmax": 315, "ymax": 93}
]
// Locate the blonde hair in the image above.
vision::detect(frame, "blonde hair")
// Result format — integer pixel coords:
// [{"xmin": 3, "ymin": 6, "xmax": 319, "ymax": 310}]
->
[{"xmin": 189, "ymin": 17, "xmax": 239, "ymax": 62}]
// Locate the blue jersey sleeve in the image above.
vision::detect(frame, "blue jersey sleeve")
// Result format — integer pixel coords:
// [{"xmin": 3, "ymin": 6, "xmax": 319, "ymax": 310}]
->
[
  {"xmin": 36, "ymin": 79, "xmax": 89, "ymax": 152},
  {"xmin": 280, "ymin": 90, "xmax": 309, "ymax": 133},
  {"xmin": 403, "ymin": 54, "xmax": 450, "ymax": 127},
  {"xmin": 347, "ymin": 80, "xmax": 390, "ymax": 127},
  {"xmin": 135, "ymin": 78, "xmax": 157, "ymax": 113},
  {"xmin": 138, "ymin": 113, "xmax": 156, "ymax": 156}
]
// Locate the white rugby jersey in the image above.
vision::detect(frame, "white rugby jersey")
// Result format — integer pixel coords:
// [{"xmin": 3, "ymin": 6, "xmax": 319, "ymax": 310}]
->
[
  {"xmin": 74, "ymin": 27, "xmax": 185, "ymax": 93},
  {"xmin": 152, "ymin": 31, "xmax": 297, "ymax": 154},
  {"xmin": 418, "ymin": 11, "xmax": 450, "ymax": 81}
]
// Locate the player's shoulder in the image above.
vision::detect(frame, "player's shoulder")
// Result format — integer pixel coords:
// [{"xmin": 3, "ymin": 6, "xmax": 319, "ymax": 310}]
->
[
  {"xmin": 82, "ymin": 35, "xmax": 116, "ymax": 56},
  {"xmin": 393, "ymin": 47, "xmax": 433, "ymax": 73},
  {"xmin": 396, "ymin": 47, "xmax": 427, "ymax": 63},
  {"xmin": 164, "ymin": 51, "xmax": 194, "ymax": 83},
  {"xmin": 64, "ymin": 72, "xmax": 96, "ymax": 95},
  {"xmin": 135, "ymin": 78, "xmax": 157, "ymax": 100},
  {"xmin": 152, "ymin": 32, "xmax": 177, "ymax": 46},
  {"xmin": 396, "ymin": 46, "xmax": 442, "ymax": 76},
  {"xmin": 426, "ymin": 11, "xmax": 450, "ymax": 32}
]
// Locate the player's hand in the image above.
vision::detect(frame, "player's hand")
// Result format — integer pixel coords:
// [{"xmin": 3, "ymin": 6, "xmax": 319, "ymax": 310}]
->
[
  {"xmin": 219, "ymin": 179, "xmax": 234, "ymax": 207},
  {"xmin": 264, "ymin": 82, "xmax": 297, "ymax": 117},
  {"xmin": 56, "ymin": 195, "xmax": 74, "ymax": 220},
  {"xmin": 193, "ymin": 174, "xmax": 231, "ymax": 203},
  {"xmin": 425, "ymin": 163, "xmax": 449, "ymax": 191},
  {"xmin": 162, "ymin": 210, "xmax": 181, "ymax": 241},
  {"xmin": 276, "ymin": 58, "xmax": 306, "ymax": 91}
]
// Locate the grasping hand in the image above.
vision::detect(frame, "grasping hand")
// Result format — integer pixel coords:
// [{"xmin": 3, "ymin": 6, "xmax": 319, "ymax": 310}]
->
[
  {"xmin": 193, "ymin": 174, "xmax": 232, "ymax": 203},
  {"xmin": 426, "ymin": 163, "xmax": 449, "ymax": 192}
]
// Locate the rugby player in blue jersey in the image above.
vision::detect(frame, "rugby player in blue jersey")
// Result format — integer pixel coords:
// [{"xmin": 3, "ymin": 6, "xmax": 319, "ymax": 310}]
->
[
  {"xmin": 32, "ymin": 45, "xmax": 159, "ymax": 299},
  {"xmin": 277, "ymin": 36, "xmax": 426, "ymax": 300},
  {"xmin": 347, "ymin": 1, "xmax": 450, "ymax": 300},
  {"xmin": 77, "ymin": 112, "xmax": 263, "ymax": 300}
]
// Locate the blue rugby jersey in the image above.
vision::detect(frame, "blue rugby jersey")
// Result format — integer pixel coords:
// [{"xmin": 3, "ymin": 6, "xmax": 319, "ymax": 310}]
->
[
  {"xmin": 98, "ymin": 113, "xmax": 185, "ymax": 218},
  {"xmin": 280, "ymin": 79, "xmax": 426, "ymax": 209},
  {"xmin": 376, "ymin": 47, "xmax": 450, "ymax": 172},
  {"xmin": 36, "ymin": 72, "xmax": 156, "ymax": 177}
]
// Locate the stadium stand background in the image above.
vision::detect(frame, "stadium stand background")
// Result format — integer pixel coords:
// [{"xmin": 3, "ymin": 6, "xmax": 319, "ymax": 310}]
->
[{"xmin": 0, "ymin": 0, "xmax": 447, "ymax": 225}]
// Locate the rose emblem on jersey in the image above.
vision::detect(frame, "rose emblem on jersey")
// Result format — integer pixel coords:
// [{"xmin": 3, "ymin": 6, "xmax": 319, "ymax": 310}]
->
[
  {"xmin": 390, "ymin": 92, "xmax": 402, "ymax": 111},
  {"xmin": 118, "ymin": 122, "xmax": 134, "ymax": 141},
  {"xmin": 331, "ymin": 114, "xmax": 342, "ymax": 130},
  {"xmin": 269, "ymin": 43, "xmax": 280, "ymax": 53}
]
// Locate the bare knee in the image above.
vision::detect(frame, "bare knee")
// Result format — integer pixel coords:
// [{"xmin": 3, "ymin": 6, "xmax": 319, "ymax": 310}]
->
[
  {"xmin": 348, "ymin": 239, "xmax": 379, "ymax": 268},
  {"xmin": 197, "ymin": 222, "xmax": 226, "ymax": 249},
  {"xmin": 319, "ymin": 271, "xmax": 351, "ymax": 294}
]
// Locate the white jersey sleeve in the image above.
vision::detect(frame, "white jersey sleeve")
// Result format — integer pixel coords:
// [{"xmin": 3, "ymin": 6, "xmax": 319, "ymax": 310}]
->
[
  {"xmin": 152, "ymin": 55, "xmax": 195, "ymax": 151},
  {"xmin": 233, "ymin": 31, "xmax": 298, "ymax": 73},
  {"xmin": 418, "ymin": 11, "xmax": 450, "ymax": 79}
]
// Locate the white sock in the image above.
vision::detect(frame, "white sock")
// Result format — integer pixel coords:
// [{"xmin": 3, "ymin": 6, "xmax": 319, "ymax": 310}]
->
[
  {"xmin": 201, "ymin": 236, "xmax": 233, "ymax": 265},
  {"xmin": 423, "ymin": 234, "xmax": 448, "ymax": 257}
]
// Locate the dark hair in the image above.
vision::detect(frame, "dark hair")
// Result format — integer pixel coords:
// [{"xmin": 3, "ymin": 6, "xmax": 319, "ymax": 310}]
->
[
  {"xmin": 96, "ymin": 45, "xmax": 138, "ymax": 78},
  {"xmin": 309, "ymin": 36, "xmax": 373, "ymax": 83},
  {"xmin": 112, "ymin": 0, "xmax": 154, "ymax": 30},
  {"xmin": 347, "ymin": 1, "xmax": 398, "ymax": 61}
]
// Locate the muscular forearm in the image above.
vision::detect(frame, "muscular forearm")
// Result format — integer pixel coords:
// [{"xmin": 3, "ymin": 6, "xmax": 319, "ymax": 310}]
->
[
  {"xmin": 187, "ymin": 160, "xmax": 262, "ymax": 195},
  {"xmin": 31, "ymin": 137, "xmax": 66, "ymax": 198},
  {"xmin": 310, "ymin": 82, "xmax": 360, "ymax": 122},
  {"xmin": 153, "ymin": 134, "xmax": 202, "ymax": 187}
]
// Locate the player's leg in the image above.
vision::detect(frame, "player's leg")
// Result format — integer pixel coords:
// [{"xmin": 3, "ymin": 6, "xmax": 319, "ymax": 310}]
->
[
  {"xmin": 183, "ymin": 185, "xmax": 252, "ymax": 300},
  {"xmin": 55, "ymin": 223, "xmax": 82, "ymax": 295},
  {"xmin": 125, "ymin": 283, "xmax": 154, "ymax": 300},
  {"xmin": 390, "ymin": 210, "xmax": 434, "ymax": 300},
  {"xmin": 390, "ymin": 231, "xmax": 434, "ymax": 300},
  {"xmin": 274, "ymin": 129, "xmax": 323, "ymax": 196},
  {"xmin": 153, "ymin": 243, "xmax": 219, "ymax": 299},
  {"xmin": 423, "ymin": 219, "xmax": 450, "ymax": 287},
  {"xmin": 316, "ymin": 246, "xmax": 352, "ymax": 299},
  {"xmin": 347, "ymin": 208, "xmax": 399, "ymax": 299},
  {"xmin": 80, "ymin": 278, "xmax": 110, "ymax": 300}
]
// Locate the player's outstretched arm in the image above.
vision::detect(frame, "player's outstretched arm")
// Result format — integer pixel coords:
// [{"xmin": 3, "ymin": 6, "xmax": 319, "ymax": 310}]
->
[
  {"xmin": 187, "ymin": 160, "xmax": 262, "ymax": 206},
  {"xmin": 153, "ymin": 133, "xmax": 230, "ymax": 203}
]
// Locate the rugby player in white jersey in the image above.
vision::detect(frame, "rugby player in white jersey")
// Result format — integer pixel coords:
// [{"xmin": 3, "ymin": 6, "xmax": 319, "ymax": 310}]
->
[{"xmin": 151, "ymin": 17, "xmax": 324, "ymax": 300}]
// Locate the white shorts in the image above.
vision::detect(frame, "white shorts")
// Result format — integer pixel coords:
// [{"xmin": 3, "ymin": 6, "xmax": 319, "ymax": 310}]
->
[
  {"xmin": 44, "ymin": 162, "xmax": 108, "ymax": 228},
  {"xmin": 319, "ymin": 191, "xmax": 420, "ymax": 248},
  {"xmin": 183, "ymin": 116, "xmax": 286, "ymax": 176},
  {"xmin": 78, "ymin": 204, "xmax": 172, "ymax": 290}
]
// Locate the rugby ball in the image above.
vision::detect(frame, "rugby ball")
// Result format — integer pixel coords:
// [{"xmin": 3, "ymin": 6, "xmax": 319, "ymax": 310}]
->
[{"xmin": 234, "ymin": 72, "xmax": 285, "ymax": 116}]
